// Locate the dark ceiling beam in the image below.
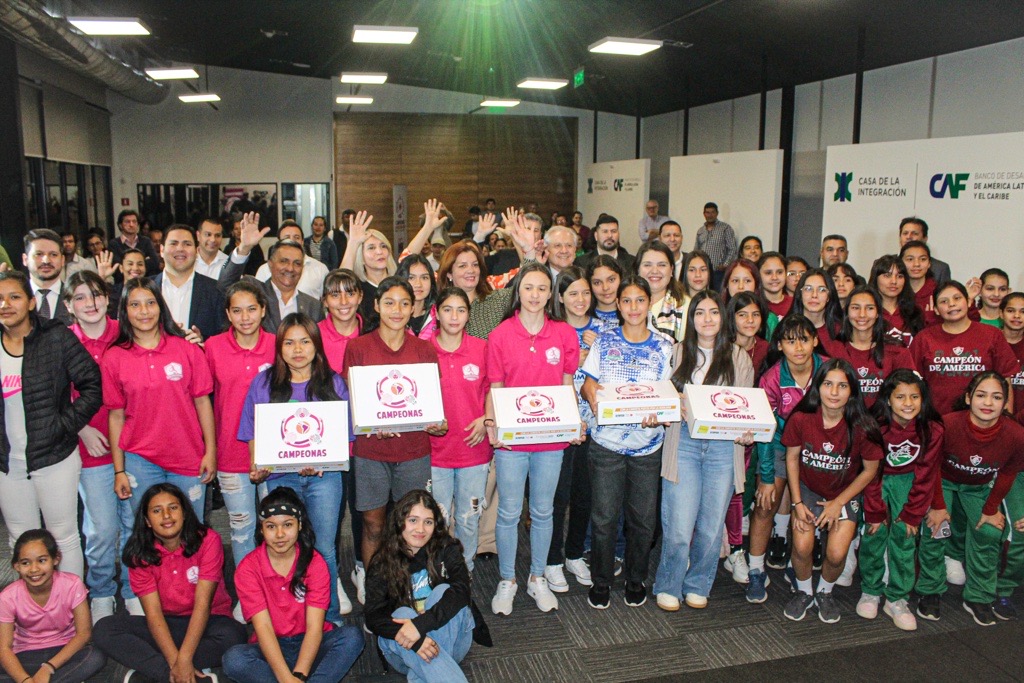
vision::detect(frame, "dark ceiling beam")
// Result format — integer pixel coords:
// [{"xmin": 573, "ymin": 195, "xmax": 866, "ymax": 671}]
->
[
  {"xmin": 777, "ymin": 85, "xmax": 795, "ymax": 253},
  {"xmin": 852, "ymin": 26, "xmax": 865, "ymax": 144},
  {"xmin": 758, "ymin": 51, "xmax": 767, "ymax": 151}
]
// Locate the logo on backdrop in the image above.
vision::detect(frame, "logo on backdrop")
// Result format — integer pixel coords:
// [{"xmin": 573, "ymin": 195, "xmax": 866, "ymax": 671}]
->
[
  {"xmin": 281, "ymin": 407, "xmax": 325, "ymax": 448},
  {"xmin": 516, "ymin": 390, "xmax": 556, "ymax": 417},
  {"xmin": 834, "ymin": 172, "xmax": 853, "ymax": 202},
  {"xmin": 929, "ymin": 172, "xmax": 970, "ymax": 199},
  {"xmin": 376, "ymin": 370, "xmax": 419, "ymax": 409},
  {"xmin": 613, "ymin": 179, "xmax": 624, "ymax": 191}
]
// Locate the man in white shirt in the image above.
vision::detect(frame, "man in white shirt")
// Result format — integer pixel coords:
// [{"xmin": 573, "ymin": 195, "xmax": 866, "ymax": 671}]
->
[
  {"xmin": 638, "ymin": 200, "xmax": 670, "ymax": 242},
  {"xmin": 152, "ymin": 225, "xmax": 225, "ymax": 340},
  {"xmin": 194, "ymin": 218, "xmax": 228, "ymax": 278},
  {"xmin": 255, "ymin": 221, "xmax": 328, "ymax": 299},
  {"xmin": 61, "ymin": 232, "xmax": 97, "ymax": 280},
  {"xmin": 544, "ymin": 225, "xmax": 578, "ymax": 280},
  {"xmin": 23, "ymin": 229, "xmax": 71, "ymax": 324}
]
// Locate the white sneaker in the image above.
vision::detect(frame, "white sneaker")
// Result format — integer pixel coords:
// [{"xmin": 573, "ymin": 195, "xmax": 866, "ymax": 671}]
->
[
  {"xmin": 685, "ymin": 593, "xmax": 708, "ymax": 609},
  {"xmin": 614, "ymin": 556, "xmax": 623, "ymax": 577},
  {"xmin": 837, "ymin": 548, "xmax": 858, "ymax": 587},
  {"xmin": 527, "ymin": 577, "xmax": 559, "ymax": 612},
  {"xmin": 856, "ymin": 593, "xmax": 880, "ymax": 619},
  {"xmin": 883, "ymin": 598, "xmax": 918, "ymax": 631},
  {"xmin": 90, "ymin": 596, "xmax": 115, "ymax": 624},
  {"xmin": 337, "ymin": 578, "xmax": 353, "ymax": 615},
  {"xmin": 945, "ymin": 557, "xmax": 966, "ymax": 586},
  {"xmin": 351, "ymin": 565, "xmax": 366, "ymax": 604},
  {"xmin": 124, "ymin": 597, "xmax": 144, "ymax": 617},
  {"xmin": 232, "ymin": 601, "xmax": 245, "ymax": 624},
  {"xmin": 543, "ymin": 565, "xmax": 569, "ymax": 593},
  {"xmin": 491, "ymin": 579, "xmax": 517, "ymax": 615},
  {"xmin": 199, "ymin": 670, "xmax": 219, "ymax": 683},
  {"xmin": 723, "ymin": 549, "xmax": 749, "ymax": 584},
  {"xmin": 656, "ymin": 592, "xmax": 681, "ymax": 612},
  {"xmin": 564, "ymin": 557, "xmax": 593, "ymax": 586}
]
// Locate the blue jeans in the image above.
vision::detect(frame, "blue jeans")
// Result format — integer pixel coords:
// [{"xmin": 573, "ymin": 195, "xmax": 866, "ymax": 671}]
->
[
  {"xmin": 267, "ymin": 472, "xmax": 344, "ymax": 624},
  {"xmin": 79, "ymin": 464, "xmax": 136, "ymax": 598},
  {"xmin": 217, "ymin": 471, "xmax": 259, "ymax": 566},
  {"xmin": 654, "ymin": 431, "xmax": 736, "ymax": 599},
  {"xmin": 124, "ymin": 452, "xmax": 207, "ymax": 519},
  {"xmin": 495, "ymin": 449, "xmax": 563, "ymax": 579},
  {"xmin": 223, "ymin": 624, "xmax": 364, "ymax": 683},
  {"xmin": 431, "ymin": 463, "xmax": 489, "ymax": 571},
  {"xmin": 379, "ymin": 584, "xmax": 472, "ymax": 683}
]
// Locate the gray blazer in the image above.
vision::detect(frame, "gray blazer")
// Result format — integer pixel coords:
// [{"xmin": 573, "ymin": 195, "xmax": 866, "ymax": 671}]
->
[{"xmin": 219, "ymin": 255, "xmax": 324, "ymax": 333}]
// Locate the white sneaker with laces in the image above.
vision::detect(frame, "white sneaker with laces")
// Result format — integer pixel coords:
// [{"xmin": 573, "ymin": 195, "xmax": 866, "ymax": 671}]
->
[
  {"xmin": 543, "ymin": 564, "xmax": 569, "ymax": 593},
  {"xmin": 491, "ymin": 580, "xmax": 517, "ymax": 615},
  {"xmin": 351, "ymin": 565, "xmax": 366, "ymax": 604},
  {"xmin": 337, "ymin": 578, "xmax": 353, "ymax": 615},
  {"xmin": 837, "ymin": 547, "xmax": 858, "ymax": 587},
  {"xmin": 124, "ymin": 597, "xmax": 144, "ymax": 617},
  {"xmin": 656, "ymin": 592, "xmax": 680, "ymax": 612},
  {"xmin": 91, "ymin": 596, "xmax": 115, "ymax": 624},
  {"xmin": 945, "ymin": 557, "xmax": 966, "ymax": 586},
  {"xmin": 527, "ymin": 577, "xmax": 559, "ymax": 612},
  {"xmin": 723, "ymin": 549, "xmax": 749, "ymax": 583},
  {"xmin": 564, "ymin": 557, "xmax": 593, "ymax": 586}
]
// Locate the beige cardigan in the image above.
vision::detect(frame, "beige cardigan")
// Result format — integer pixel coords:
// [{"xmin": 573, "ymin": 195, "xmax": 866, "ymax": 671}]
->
[{"xmin": 661, "ymin": 343, "xmax": 755, "ymax": 485}]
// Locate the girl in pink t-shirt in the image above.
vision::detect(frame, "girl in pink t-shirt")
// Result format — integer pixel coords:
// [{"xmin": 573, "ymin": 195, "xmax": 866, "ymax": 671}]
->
[
  {"xmin": 92, "ymin": 483, "xmax": 247, "ymax": 682},
  {"xmin": 0, "ymin": 530, "xmax": 105, "ymax": 683}
]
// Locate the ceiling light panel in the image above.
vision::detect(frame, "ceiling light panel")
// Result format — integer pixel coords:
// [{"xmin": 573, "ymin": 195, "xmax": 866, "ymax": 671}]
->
[
  {"xmin": 179, "ymin": 93, "xmax": 220, "ymax": 103},
  {"xmin": 588, "ymin": 36, "xmax": 662, "ymax": 56},
  {"xmin": 145, "ymin": 68, "xmax": 199, "ymax": 80},
  {"xmin": 518, "ymin": 78, "xmax": 568, "ymax": 90},
  {"xmin": 68, "ymin": 17, "xmax": 150, "ymax": 35},
  {"xmin": 481, "ymin": 99, "xmax": 520, "ymax": 107},
  {"xmin": 340, "ymin": 72, "xmax": 388, "ymax": 84},
  {"xmin": 336, "ymin": 96, "xmax": 374, "ymax": 104},
  {"xmin": 352, "ymin": 25, "xmax": 418, "ymax": 44}
]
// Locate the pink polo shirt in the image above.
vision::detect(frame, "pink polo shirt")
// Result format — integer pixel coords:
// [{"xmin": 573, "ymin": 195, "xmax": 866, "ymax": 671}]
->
[
  {"xmin": 71, "ymin": 318, "xmax": 119, "ymax": 468},
  {"xmin": 486, "ymin": 313, "xmax": 579, "ymax": 451},
  {"xmin": 318, "ymin": 316, "xmax": 362, "ymax": 374},
  {"xmin": 0, "ymin": 571, "xmax": 86, "ymax": 653},
  {"xmin": 233, "ymin": 545, "xmax": 332, "ymax": 640},
  {"xmin": 206, "ymin": 330, "xmax": 275, "ymax": 473},
  {"xmin": 430, "ymin": 334, "xmax": 492, "ymax": 468},
  {"xmin": 128, "ymin": 528, "xmax": 233, "ymax": 618},
  {"xmin": 102, "ymin": 334, "xmax": 214, "ymax": 476}
]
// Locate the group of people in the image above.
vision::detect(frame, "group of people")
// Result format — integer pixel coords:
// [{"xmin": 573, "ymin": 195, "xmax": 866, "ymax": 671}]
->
[{"xmin": 0, "ymin": 200, "xmax": 1022, "ymax": 682}]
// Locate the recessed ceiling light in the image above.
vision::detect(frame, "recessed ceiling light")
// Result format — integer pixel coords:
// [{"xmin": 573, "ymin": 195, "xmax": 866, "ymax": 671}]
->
[
  {"xmin": 340, "ymin": 72, "xmax": 388, "ymax": 84},
  {"xmin": 145, "ymin": 67, "xmax": 199, "ymax": 80},
  {"xmin": 517, "ymin": 78, "xmax": 569, "ymax": 90},
  {"xmin": 179, "ymin": 93, "xmax": 220, "ymax": 103},
  {"xmin": 336, "ymin": 96, "xmax": 374, "ymax": 105},
  {"xmin": 588, "ymin": 36, "xmax": 662, "ymax": 56},
  {"xmin": 481, "ymin": 98, "xmax": 520, "ymax": 107},
  {"xmin": 67, "ymin": 17, "xmax": 150, "ymax": 35},
  {"xmin": 352, "ymin": 25, "xmax": 418, "ymax": 44}
]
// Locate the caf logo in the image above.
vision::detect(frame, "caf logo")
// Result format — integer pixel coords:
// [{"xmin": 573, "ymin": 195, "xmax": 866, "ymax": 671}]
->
[{"xmin": 886, "ymin": 440, "xmax": 920, "ymax": 467}]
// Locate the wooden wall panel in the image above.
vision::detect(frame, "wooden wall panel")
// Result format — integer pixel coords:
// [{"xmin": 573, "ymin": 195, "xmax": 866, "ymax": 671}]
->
[{"xmin": 334, "ymin": 113, "xmax": 577, "ymax": 245}]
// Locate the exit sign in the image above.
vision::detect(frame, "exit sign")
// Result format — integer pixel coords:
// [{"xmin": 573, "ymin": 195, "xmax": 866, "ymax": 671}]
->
[{"xmin": 573, "ymin": 67, "xmax": 584, "ymax": 89}]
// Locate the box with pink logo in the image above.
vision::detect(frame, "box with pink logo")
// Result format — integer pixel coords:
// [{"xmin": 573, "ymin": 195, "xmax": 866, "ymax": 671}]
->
[
  {"xmin": 347, "ymin": 363, "xmax": 445, "ymax": 434},
  {"xmin": 595, "ymin": 380, "xmax": 682, "ymax": 425},
  {"xmin": 682, "ymin": 384, "xmax": 776, "ymax": 442},
  {"xmin": 492, "ymin": 385, "xmax": 582, "ymax": 446},
  {"xmin": 254, "ymin": 401, "xmax": 350, "ymax": 472}
]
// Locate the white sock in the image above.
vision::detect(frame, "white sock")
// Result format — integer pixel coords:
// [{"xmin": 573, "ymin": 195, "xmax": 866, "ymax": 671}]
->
[
  {"xmin": 796, "ymin": 577, "xmax": 813, "ymax": 595},
  {"xmin": 749, "ymin": 554, "xmax": 766, "ymax": 572},
  {"xmin": 774, "ymin": 513, "xmax": 790, "ymax": 539},
  {"xmin": 818, "ymin": 577, "xmax": 835, "ymax": 594}
]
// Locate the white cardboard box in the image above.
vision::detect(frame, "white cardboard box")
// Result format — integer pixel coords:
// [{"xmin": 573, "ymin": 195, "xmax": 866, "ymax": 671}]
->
[
  {"xmin": 595, "ymin": 380, "xmax": 682, "ymax": 425},
  {"xmin": 492, "ymin": 385, "xmax": 582, "ymax": 446},
  {"xmin": 683, "ymin": 384, "xmax": 776, "ymax": 443},
  {"xmin": 255, "ymin": 401, "xmax": 350, "ymax": 472},
  {"xmin": 348, "ymin": 363, "xmax": 445, "ymax": 434}
]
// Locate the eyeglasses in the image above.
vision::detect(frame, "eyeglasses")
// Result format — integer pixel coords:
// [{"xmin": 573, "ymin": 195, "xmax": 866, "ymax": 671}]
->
[
  {"xmin": 786, "ymin": 271, "xmax": 806, "ymax": 277},
  {"xmin": 802, "ymin": 285, "xmax": 829, "ymax": 294}
]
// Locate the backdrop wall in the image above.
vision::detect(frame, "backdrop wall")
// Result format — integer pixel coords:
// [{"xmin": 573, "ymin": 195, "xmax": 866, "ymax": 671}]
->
[{"xmin": 577, "ymin": 159, "xmax": 651, "ymax": 255}]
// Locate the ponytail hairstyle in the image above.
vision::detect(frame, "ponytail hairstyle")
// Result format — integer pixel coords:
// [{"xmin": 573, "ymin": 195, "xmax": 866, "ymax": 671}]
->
[
  {"xmin": 868, "ymin": 255, "xmax": 924, "ymax": 335},
  {"xmin": 792, "ymin": 357, "xmax": 882, "ymax": 455},
  {"xmin": 789, "ymin": 267, "xmax": 843, "ymax": 341},
  {"xmin": 838, "ymin": 286, "xmax": 896, "ymax": 368},
  {"xmin": 368, "ymin": 489, "xmax": 461, "ymax": 610},
  {"xmin": 269, "ymin": 313, "xmax": 339, "ymax": 403},
  {"xmin": 256, "ymin": 487, "xmax": 315, "ymax": 599},
  {"xmin": 123, "ymin": 484, "xmax": 207, "ymax": 569},
  {"xmin": 872, "ymin": 369, "xmax": 941, "ymax": 451},
  {"xmin": 764, "ymin": 313, "xmax": 818, "ymax": 371},
  {"xmin": 671, "ymin": 290, "xmax": 735, "ymax": 390},
  {"xmin": 959, "ymin": 370, "xmax": 1011, "ymax": 414}
]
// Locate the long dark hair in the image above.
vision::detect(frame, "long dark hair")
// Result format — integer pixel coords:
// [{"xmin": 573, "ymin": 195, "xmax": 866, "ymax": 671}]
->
[
  {"xmin": 682, "ymin": 249, "xmax": 712, "ymax": 296},
  {"xmin": 268, "ymin": 312, "xmax": 339, "ymax": 403},
  {"xmin": 585, "ymin": 255, "xmax": 625, "ymax": 315},
  {"xmin": 397, "ymin": 253, "xmax": 439, "ymax": 312},
  {"xmin": 553, "ymin": 266, "xmax": 587, "ymax": 320},
  {"xmin": 791, "ymin": 358, "xmax": 882, "ymax": 457},
  {"xmin": 724, "ymin": 290, "xmax": 768, "ymax": 342},
  {"xmin": 255, "ymin": 487, "xmax": 316, "ymax": 598},
  {"xmin": 63, "ymin": 269, "xmax": 111, "ymax": 302},
  {"xmin": 633, "ymin": 241, "xmax": 684, "ymax": 301},
  {"xmin": 503, "ymin": 262, "xmax": 558, "ymax": 321},
  {"xmin": 764, "ymin": 314, "xmax": 818, "ymax": 371},
  {"xmin": 616, "ymin": 275, "xmax": 652, "ymax": 327},
  {"xmin": 868, "ymin": 255, "xmax": 924, "ymax": 335},
  {"xmin": 123, "ymin": 483, "xmax": 207, "ymax": 568},
  {"xmin": 959, "ymin": 370, "xmax": 1011, "ymax": 414},
  {"xmin": 720, "ymin": 258, "xmax": 761, "ymax": 308},
  {"xmin": 115, "ymin": 278, "xmax": 185, "ymax": 348},
  {"xmin": 789, "ymin": 268, "xmax": 843, "ymax": 340},
  {"xmin": 838, "ymin": 286, "xmax": 897, "ymax": 368},
  {"xmin": 672, "ymin": 290, "xmax": 735, "ymax": 389},
  {"xmin": 872, "ymin": 368, "xmax": 941, "ymax": 451},
  {"xmin": 368, "ymin": 489, "xmax": 462, "ymax": 609}
]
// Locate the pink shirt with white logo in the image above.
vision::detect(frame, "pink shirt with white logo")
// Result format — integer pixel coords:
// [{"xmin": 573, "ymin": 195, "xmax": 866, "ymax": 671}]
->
[
  {"xmin": 102, "ymin": 334, "xmax": 214, "ymax": 475},
  {"xmin": 71, "ymin": 319, "xmax": 119, "ymax": 468},
  {"xmin": 233, "ymin": 545, "xmax": 332, "ymax": 641},
  {"xmin": 0, "ymin": 571, "xmax": 86, "ymax": 653},
  {"xmin": 128, "ymin": 528, "xmax": 233, "ymax": 618},
  {"xmin": 430, "ymin": 334, "xmax": 492, "ymax": 468}
]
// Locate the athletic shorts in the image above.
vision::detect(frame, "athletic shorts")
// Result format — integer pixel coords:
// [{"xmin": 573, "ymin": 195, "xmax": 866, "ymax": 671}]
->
[
  {"xmin": 798, "ymin": 480, "xmax": 860, "ymax": 523},
  {"xmin": 353, "ymin": 455, "xmax": 431, "ymax": 511}
]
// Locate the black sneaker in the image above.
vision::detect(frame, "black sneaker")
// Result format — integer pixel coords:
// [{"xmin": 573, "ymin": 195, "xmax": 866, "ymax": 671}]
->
[
  {"xmin": 916, "ymin": 594, "xmax": 941, "ymax": 621},
  {"xmin": 812, "ymin": 536, "xmax": 824, "ymax": 571},
  {"xmin": 624, "ymin": 582, "xmax": 647, "ymax": 607},
  {"xmin": 784, "ymin": 591, "xmax": 816, "ymax": 621},
  {"xmin": 588, "ymin": 585, "xmax": 610, "ymax": 610},
  {"xmin": 766, "ymin": 534, "xmax": 789, "ymax": 570},
  {"xmin": 993, "ymin": 596, "xmax": 1018, "ymax": 621},
  {"xmin": 816, "ymin": 591, "xmax": 841, "ymax": 624},
  {"xmin": 963, "ymin": 600, "xmax": 997, "ymax": 626}
]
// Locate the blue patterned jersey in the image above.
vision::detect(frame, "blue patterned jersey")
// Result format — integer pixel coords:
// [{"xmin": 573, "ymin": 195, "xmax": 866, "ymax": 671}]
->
[{"xmin": 573, "ymin": 318, "xmax": 602, "ymax": 431}]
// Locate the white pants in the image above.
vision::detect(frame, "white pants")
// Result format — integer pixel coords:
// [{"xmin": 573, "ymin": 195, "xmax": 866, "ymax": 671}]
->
[{"xmin": 0, "ymin": 454, "xmax": 83, "ymax": 577}]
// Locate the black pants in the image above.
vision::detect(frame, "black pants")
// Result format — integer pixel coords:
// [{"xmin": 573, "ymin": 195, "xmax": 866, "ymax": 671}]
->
[
  {"xmin": 93, "ymin": 613, "xmax": 247, "ymax": 680},
  {"xmin": 337, "ymin": 468, "xmax": 363, "ymax": 565},
  {"xmin": 548, "ymin": 441, "xmax": 592, "ymax": 565},
  {"xmin": 0, "ymin": 644, "xmax": 106, "ymax": 683}
]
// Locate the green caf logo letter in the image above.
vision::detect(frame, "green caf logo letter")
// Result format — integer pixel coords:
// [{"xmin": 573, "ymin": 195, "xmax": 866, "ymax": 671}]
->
[
  {"xmin": 929, "ymin": 173, "xmax": 969, "ymax": 199},
  {"xmin": 834, "ymin": 172, "xmax": 853, "ymax": 202}
]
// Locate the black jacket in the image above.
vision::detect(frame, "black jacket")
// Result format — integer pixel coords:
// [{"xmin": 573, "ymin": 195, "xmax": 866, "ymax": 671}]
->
[
  {"xmin": 0, "ymin": 314, "xmax": 102, "ymax": 474},
  {"xmin": 574, "ymin": 246, "xmax": 636, "ymax": 274},
  {"xmin": 364, "ymin": 540, "xmax": 470, "ymax": 651},
  {"xmin": 151, "ymin": 272, "xmax": 227, "ymax": 340}
]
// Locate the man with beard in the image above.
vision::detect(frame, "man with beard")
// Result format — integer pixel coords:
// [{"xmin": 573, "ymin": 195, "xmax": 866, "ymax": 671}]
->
[
  {"xmin": 575, "ymin": 214, "xmax": 635, "ymax": 272},
  {"xmin": 23, "ymin": 229, "xmax": 73, "ymax": 324}
]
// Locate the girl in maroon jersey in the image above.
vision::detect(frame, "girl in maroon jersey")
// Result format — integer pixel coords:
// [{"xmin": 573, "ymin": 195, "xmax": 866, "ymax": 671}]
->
[
  {"xmin": 789, "ymin": 269, "xmax": 843, "ymax": 345},
  {"xmin": 867, "ymin": 255, "xmax": 924, "ymax": 348}
]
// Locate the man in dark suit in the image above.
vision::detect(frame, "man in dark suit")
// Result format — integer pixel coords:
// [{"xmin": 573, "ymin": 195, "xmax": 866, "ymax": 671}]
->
[
  {"xmin": 219, "ymin": 217, "xmax": 322, "ymax": 332},
  {"xmin": 151, "ymin": 225, "xmax": 227, "ymax": 340},
  {"xmin": 23, "ymin": 229, "xmax": 74, "ymax": 325},
  {"xmin": 574, "ymin": 214, "xmax": 635, "ymax": 273},
  {"xmin": 106, "ymin": 209, "xmax": 161, "ymax": 279}
]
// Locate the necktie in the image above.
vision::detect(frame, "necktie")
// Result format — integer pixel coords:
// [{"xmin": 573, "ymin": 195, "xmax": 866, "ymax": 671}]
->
[{"xmin": 37, "ymin": 289, "xmax": 51, "ymax": 318}]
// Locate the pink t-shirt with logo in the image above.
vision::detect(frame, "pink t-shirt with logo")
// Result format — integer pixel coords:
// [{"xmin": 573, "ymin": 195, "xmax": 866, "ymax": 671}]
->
[
  {"xmin": 233, "ymin": 545, "xmax": 332, "ymax": 640},
  {"xmin": 430, "ymin": 334, "xmax": 491, "ymax": 468},
  {"xmin": 128, "ymin": 528, "xmax": 233, "ymax": 618},
  {"xmin": 0, "ymin": 571, "xmax": 86, "ymax": 653},
  {"xmin": 72, "ymin": 319, "xmax": 119, "ymax": 468}
]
